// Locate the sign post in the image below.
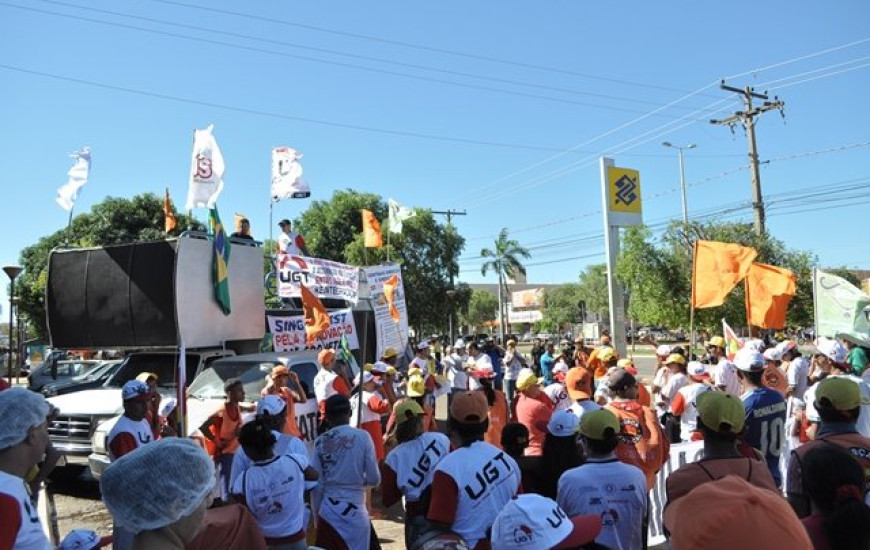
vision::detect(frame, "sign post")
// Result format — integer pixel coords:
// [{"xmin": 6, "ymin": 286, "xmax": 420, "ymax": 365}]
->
[{"xmin": 600, "ymin": 157, "xmax": 643, "ymax": 358}]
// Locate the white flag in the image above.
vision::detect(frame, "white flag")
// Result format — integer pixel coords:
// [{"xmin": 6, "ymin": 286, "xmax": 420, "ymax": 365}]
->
[
  {"xmin": 388, "ymin": 198, "xmax": 415, "ymax": 234},
  {"xmin": 271, "ymin": 147, "xmax": 310, "ymax": 201},
  {"xmin": 814, "ymin": 269, "xmax": 870, "ymax": 338},
  {"xmin": 55, "ymin": 148, "xmax": 91, "ymax": 212},
  {"xmin": 185, "ymin": 124, "xmax": 225, "ymax": 210}
]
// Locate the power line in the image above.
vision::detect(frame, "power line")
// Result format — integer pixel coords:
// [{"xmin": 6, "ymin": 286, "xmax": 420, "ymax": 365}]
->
[
  {"xmin": 2, "ymin": 1, "xmax": 712, "ymax": 120},
  {"xmin": 725, "ymin": 36, "xmax": 870, "ymax": 80},
  {"xmin": 755, "ymin": 55, "xmax": 870, "ymax": 88}
]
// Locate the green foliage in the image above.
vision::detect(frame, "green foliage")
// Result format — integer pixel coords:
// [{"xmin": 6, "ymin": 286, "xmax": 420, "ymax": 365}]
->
[
  {"xmin": 577, "ymin": 264, "xmax": 610, "ymax": 316},
  {"xmin": 541, "ymin": 284, "xmax": 583, "ymax": 332},
  {"xmin": 296, "ymin": 189, "xmax": 467, "ymax": 334},
  {"xmin": 15, "ymin": 194, "xmax": 201, "ymax": 340},
  {"xmin": 460, "ymin": 290, "xmax": 499, "ymax": 330},
  {"xmin": 617, "ymin": 220, "xmax": 835, "ymax": 332},
  {"xmin": 479, "ymin": 228, "xmax": 531, "ymax": 338}
]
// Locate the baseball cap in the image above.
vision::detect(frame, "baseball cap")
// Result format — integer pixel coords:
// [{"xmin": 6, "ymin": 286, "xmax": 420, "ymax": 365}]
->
[
  {"xmin": 354, "ymin": 371, "xmax": 375, "ymax": 385},
  {"xmin": 59, "ymin": 530, "xmax": 111, "ymax": 550},
  {"xmin": 417, "ymin": 340, "xmax": 430, "ymax": 350},
  {"xmin": 656, "ymin": 344, "xmax": 673, "ymax": 356},
  {"xmin": 256, "ymin": 395, "xmax": 286, "ymax": 416},
  {"xmin": 665, "ymin": 353, "xmax": 686, "ymax": 366},
  {"xmin": 407, "ymin": 375, "xmax": 426, "ymax": 397},
  {"xmin": 551, "ymin": 362, "xmax": 569, "ymax": 376},
  {"xmin": 815, "ymin": 377, "xmax": 861, "ymax": 411},
  {"xmin": 270, "ymin": 365, "xmax": 290, "ymax": 379},
  {"xmin": 687, "ymin": 361, "xmax": 710, "ymax": 380},
  {"xmin": 450, "ymin": 391, "xmax": 489, "ymax": 425},
  {"xmin": 775, "ymin": 340, "xmax": 798, "ymax": 355},
  {"xmin": 490, "ymin": 494, "xmax": 601, "ymax": 550},
  {"xmin": 706, "ymin": 336, "xmax": 726, "ymax": 349},
  {"xmin": 598, "ymin": 348, "xmax": 616, "ymax": 362},
  {"xmin": 744, "ymin": 338, "xmax": 765, "ymax": 352},
  {"xmin": 121, "ymin": 380, "xmax": 151, "ymax": 401},
  {"xmin": 385, "ymin": 366, "xmax": 397, "ymax": 377},
  {"xmin": 813, "ymin": 337, "xmax": 848, "ymax": 364},
  {"xmin": 393, "ymin": 400, "xmax": 424, "ymax": 426},
  {"xmin": 696, "ymin": 391, "xmax": 745, "ymax": 434},
  {"xmin": 318, "ymin": 348, "xmax": 336, "ymax": 365},
  {"xmin": 277, "ymin": 218, "xmax": 291, "ymax": 226},
  {"xmin": 565, "ymin": 367, "xmax": 592, "ymax": 400},
  {"xmin": 408, "ymin": 366, "xmax": 424, "ymax": 377},
  {"xmin": 516, "ymin": 368, "xmax": 543, "ymax": 391},
  {"xmin": 453, "ymin": 339, "xmax": 466, "ymax": 350},
  {"xmin": 734, "ymin": 347, "xmax": 764, "ymax": 372},
  {"xmin": 579, "ymin": 409, "xmax": 620, "ymax": 440},
  {"xmin": 381, "ymin": 347, "xmax": 399, "ymax": 359},
  {"xmin": 664, "ymin": 476, "xmax": 813, "ymax": 550},
  {"xmin": 547, "ymin": 410, "xmax": 580, "ymax": 437},
  {"xmin": 0, "ymin": 388, "xmax": 50, "ymax": 451},
  {"xmin": 607, "ymin": 369, "xmax": 637, "ymax": 392},
  {"xmin": 762, "ymin": 348, "xmax": 782, "ymax": 362},
  {"xmin": 135, "ymin": 372, "xmax": 158, "ymax": 383},
  {"xmin": 370, "ymin": 361, "xmax": 388, "ymax": 374}
]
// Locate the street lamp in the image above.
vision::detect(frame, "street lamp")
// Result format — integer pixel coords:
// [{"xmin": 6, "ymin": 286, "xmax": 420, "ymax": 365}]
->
[
  {"xmin": 3, "ymin": 266, "xmax": 23, "ymax": 386},
  {"xmin": 662, "ymin": 142, "xmax": 697, "ymax": 227},
  {"xmin": 446, "ymin": 289, "xmax": 457, "ymax": 344}
]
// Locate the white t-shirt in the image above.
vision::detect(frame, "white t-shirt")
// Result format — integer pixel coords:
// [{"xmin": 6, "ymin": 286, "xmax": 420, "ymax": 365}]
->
[
  {"xmin": 445, "ymin": 353, "xmax": 469, "ymax": 390},
  {"xmin": 502, "ymin": 350, "xmax": 525, "ymax": 381},
  {"xmin": 384, "ymin": 432, "xmax": 450, "ymax": 503},
  {"xmin": 0, "ymin": 471, "xmax": 51, "ymax": 550},
  {"xmin": 278, "ymin": 231, "xmax": 305, "ymax": 255},
  {"xmin": 232, "ymin": 453, "xmax": 310, "ymax": 538},
  {"xmin": 713, "ymin": 358, "xmax": 741, "ymax": 396},
  {"xmin": 544, "ymin": 382, "xmax": 573, "ymax": 412},
  {"xmin": 661, "ymin": 372, "xmax": 689, "ymax": 403},
  {"xmin": 786, "ymin": 356, "xmax": 809, "ymax": 400},
  {"xmin": 433, "ymin": 441, "xmax": 521, "ymax": 548},
  {"xmin": 652, "ymin": 366, "xmax": 670, "ymax": 408},
  {"xmin": 557, "ymin": 458, "xmax": 648, "ymax": 550},
  {"xmin": 231, "ymin": 430, "xmax": 309, "ymax": 489},
  {"xmin": 674, "ymin": 383, "xmax": 713, "ymax": 441},
  {"xmin": 313, "ymin": 368, "xmax": 340, "ymax": 405},
  {"xmin": 107, "ymin": 415, "xmax": 154, "ymax": 461},
  {"xmin": 350, "ymin": 390, "xmax": 387, "ymax": 426},
  {"xmin": 570, "ymin": 400, "xmax": 601, "ymax": 421},
  {"xmin": 466, "ymin": 353, "xmax": 493, "ymax": 391}
]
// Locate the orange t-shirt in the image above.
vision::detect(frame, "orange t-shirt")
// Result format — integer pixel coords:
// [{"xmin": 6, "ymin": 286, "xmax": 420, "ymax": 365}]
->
[
  {"xmin": 483, "ymin": 390, "xmax": 509, "ymax": 449},
  {"xmin": 218, "ymin": 403, "xmax": 242, "ymax": 455},
  {"xmin": 516, "ymin": 393, "xmax": 553, "ymax": 457},
  {"xmin": 607, "ymin": 400, "xmax": 669, "ymax": 489},
  {"xmin": 637, "ymin": 383, "xmax": 652, "ymax": 408},
  {"xmin": 665, "ymin": 456, "xmax": 778, "ymax": 506}
]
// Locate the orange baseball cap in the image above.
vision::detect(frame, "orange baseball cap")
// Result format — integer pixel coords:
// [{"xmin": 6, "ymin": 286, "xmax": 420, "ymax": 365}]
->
[
  {"xmin": 450, "ymin": 391, "xmax": 489, "ymax": 425},
  {"xmin": 565, "ymin": 367, "xmax": 592, "ymax": 400},
  {"xmin": 665, "ymin": 476, "xmax": 813, "ymax": 550}
]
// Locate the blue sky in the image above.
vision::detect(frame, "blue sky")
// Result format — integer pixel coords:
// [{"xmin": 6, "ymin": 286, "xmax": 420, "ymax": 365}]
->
[{"xmin": 1, "ymin": 0, "xmax": 869, "ymax": 314}]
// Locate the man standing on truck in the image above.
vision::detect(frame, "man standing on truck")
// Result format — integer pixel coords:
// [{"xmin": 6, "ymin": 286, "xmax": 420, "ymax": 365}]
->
[
  {"xmin": 314, "ymin": 349, "xmax": 350, "ymax": 424},
  {"xmin": 262, "ymin": 364, "xmax": 307, "ymax": 439},
  {"xmin": 277, "ymin": 219, "xmax": 310, "ymax": 256}
]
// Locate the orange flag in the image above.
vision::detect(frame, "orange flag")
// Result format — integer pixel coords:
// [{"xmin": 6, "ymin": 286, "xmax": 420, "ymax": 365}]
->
[
  {"xmin": 362, "ymin": 209, "xmax": 383, "ymax": 248},
  {"xmin": 164, "ymin": 187, "xmax": 178, "ymax": 232},
  {"xmin": 745, "ymin": 263, "xmax": 796, "ymax": 329},
  {"xmin": 383, "ymin": 274, "xmax": 400, "ymax": 323},
  {"xmin": 301, "ymin": 284, "xmax": 331, "ymax": 344},
  {"xmin": 691, "ymin": 240, "xmax": 758, "ymax": 308}
]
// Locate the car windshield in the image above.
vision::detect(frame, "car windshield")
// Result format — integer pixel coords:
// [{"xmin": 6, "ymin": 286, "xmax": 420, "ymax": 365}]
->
[
  {"xmin": 71, "ymin": 361, "xmax": 113, "ymax": 381},
  {"xmin": 107, "ymin": 354, "xmax": 200, "ymax": 389},
  {"xmin": 188, "ymin": 360, "xmax": 318, "ymax": 401}
]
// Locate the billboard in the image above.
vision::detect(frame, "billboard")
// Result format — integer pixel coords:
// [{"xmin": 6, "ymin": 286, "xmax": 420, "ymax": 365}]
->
[{"xmin": 511, "ymin": 288, "xmax": 544, "ymax": 309}]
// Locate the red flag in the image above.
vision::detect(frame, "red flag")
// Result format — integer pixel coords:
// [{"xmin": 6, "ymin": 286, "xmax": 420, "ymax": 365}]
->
[
  {"xmin": 362, "ymin": 209, "xmax": 383, "ymax": 248},
  {"xmin": 301, "ymin": 284, "xmax": 330, "ymax": 345},
  {"xmin": 164, "ymin": 187, "xmax": 178, "ymax": 233},
  {"xmin": 383, "ymin": 274, "xmax": 400, "ymax": 323},
  {"xmin": 745, "ymin": 263, "xmax": 796, "ymax": 329}
]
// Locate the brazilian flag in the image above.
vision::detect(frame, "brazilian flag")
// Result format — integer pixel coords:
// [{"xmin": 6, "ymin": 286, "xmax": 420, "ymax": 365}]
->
[{"xmin": 209, "ymin": 206, "xmax": 231, "ymax": 315}]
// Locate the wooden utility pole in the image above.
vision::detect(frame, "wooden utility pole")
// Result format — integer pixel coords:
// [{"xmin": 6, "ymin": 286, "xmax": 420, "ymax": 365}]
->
[{"xmin": 710, "ymin": 81, "xmax": 784, "ymax": 235}]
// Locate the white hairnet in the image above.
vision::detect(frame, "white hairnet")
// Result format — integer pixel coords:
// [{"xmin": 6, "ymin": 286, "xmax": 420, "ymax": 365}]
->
[
  {"xmin": 101, "ymin": 438, "xmax": 214, "ymax": 533},
  {"xmin": 0, "ymin": 387, "xmax": 50, "ymax": 450}
]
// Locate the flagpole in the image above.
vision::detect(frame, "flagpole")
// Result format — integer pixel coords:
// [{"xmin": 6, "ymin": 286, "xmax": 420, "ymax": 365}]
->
[
  {"xmin": 357, "ymin": 308, "xmax": 370, "ymax": 428},
  {"xmin": 812, "ymin": 267, "xmax": 819, "ymax": 340},
  {"xmin": 689, "ymin": 241, "xmax": 696, "ymax": 356},
  {"xmin": 745, "ymin": 278, "xmax": 752, "ymax": 338},
  {"xmin": 65, "ymin": 207, "xmax": 74, "ymax": 247}
]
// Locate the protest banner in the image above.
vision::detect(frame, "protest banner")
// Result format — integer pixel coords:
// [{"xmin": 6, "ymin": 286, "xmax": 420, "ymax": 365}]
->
[
  {"xmin": 267, "ymin": 308, "xmax": 360, "ymax": 352},
  {"xmin": 277, "ymin": 254, "xmax": 359, "ymax": 303},
  {"xmin": 647, "ymin": 440, "xmax": 705, "ymax": 545},
  {"xmin": 363, "ymin": 264, "xmax": 409, "ymax": 360}
]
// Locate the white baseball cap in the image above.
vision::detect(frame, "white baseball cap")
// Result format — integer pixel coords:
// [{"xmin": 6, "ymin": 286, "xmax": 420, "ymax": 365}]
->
[
  {"xmin": 687, "ymin": 361, "xmax": 710, "ymax": 380},
  {"xmin": 354, "ymin": 371, "xmax": 375, "ymax": 385},
  {"xmin": 551, "ymin": 362, "xmax": 569, "ymax": 375},
  {"xmin": 121, "ymin": 380, "xmax": 151, "ymax": 401},
  {"xmin": 813, "ymin": 337, "xmax": 847, "ymax": 364},
  {"xmin": 762, "ymin": 348, "xmax": 782, "ymax": 362},
  {"xmin": 744, "ymin": 339, "xmax": 765, "ymax": 352},
  {"xmin": 256, "ymin": 395, "xmax": 286, "ymax": 416},
  {"xmin": 547, "ymin": 410, "xmax": 580, "ymax": 437},
  {"xmin": 417, "ymin": 340, "xmax": 430, "ymax": 350},
  {"xmin": 656, "ymin": 344, "xmax": 673, "ymax": 357},
  {"xmin": 370, "ymin": 361, "xmax": 389, "ymax": 374},
  {"xmin": 454, "ymin": 338, "xmax": 466, "ymax": 349},
  {"xmin": 734, "ymin": 348, "xmax": 765, "ymax": 372},
  {"xmin": 491, "ymin": 494, "xmax": 601, "ymax": 549}
]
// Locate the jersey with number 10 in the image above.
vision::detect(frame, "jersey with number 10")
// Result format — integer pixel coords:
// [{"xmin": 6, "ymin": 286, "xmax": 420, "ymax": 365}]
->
[{"xmin": 741, "ymin": 387, "xmax": 787, "ymax": 487}]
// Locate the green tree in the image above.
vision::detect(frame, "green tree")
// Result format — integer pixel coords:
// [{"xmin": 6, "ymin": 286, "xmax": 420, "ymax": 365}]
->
[
  {"xmin": 295, "ymin": 189, "xmax": 467, "ymax": 335},
  {"xmin": 15, "ymin": 194, "xmax": 201, "ymax": 340},
  {"xmin": 617, "ymin": 220, "xmax": 851, "ymax": 334},
  {"xmin": 541, "ymin": 284, "xmax": 583, "ymax": 333},
  {"xmin": 577, "ymin": 264, "xmax": 610, "ymax": 317},
  {"xmin": 460, "ymin": 290, "xmax": 499, "ymax": 331},
  {"xmin": 480, "ymin": 228, "xmax": 531, "ymax": 342}
]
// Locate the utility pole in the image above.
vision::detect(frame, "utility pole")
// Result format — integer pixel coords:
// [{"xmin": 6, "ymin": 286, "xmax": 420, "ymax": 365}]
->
[
  {"xmin": 710, "ymin": 81, "xmax": 784, "ymax": 235},
  {"xmin": 432, "ymin": 209, "xmax": 467, "ymax": 343}
]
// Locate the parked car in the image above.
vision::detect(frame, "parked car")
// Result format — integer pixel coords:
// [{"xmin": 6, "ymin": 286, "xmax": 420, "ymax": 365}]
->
[
  {"xmin": 28, "ymin": 359, "xmax": 105, "ymax": 393},
  {"xmin": 88, "ymin": 351, "xmax": 320, "ymax": 479},
  {"xmin": 520, "ymin": 332, "xmax": 534, "ymax": 342},
  {"xmin": 46, "ymin": 349, "xmax": 235, "ymax": 459},
  {"xmin": 41, "ymin": 360, "xmax": 123, "ymax": 397}
]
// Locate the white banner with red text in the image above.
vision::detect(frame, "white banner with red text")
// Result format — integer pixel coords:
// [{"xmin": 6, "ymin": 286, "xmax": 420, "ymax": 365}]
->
[
  {"xmin": 267, "ymin": 308, "xmax": 360, "ymax": 352},
  {"xmin": 276, "ymin": 254, "xmax": 359, "ymax": 303},
  {"xmin": 363, "ymin": 264, "xmax": 410, "ymax": 360}
]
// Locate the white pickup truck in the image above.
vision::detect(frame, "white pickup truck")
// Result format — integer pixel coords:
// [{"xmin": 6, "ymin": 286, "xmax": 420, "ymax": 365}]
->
[
  {"xmin": 87, "ymin": 351, "xmax": 324, "ymax": 479},
  {"xmin": 47, "ymin": 348, "xmax": 235, "ymax": 459}
]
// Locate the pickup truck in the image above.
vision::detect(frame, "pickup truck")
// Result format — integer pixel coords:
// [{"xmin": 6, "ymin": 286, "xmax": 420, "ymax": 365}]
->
[
  {"xmin": 46, "ymin": 348, "xmax": 235, "ymax": 459},
  {"xmin": 88, "ymin": 351, "xmax": 322, "ymax": 479}
]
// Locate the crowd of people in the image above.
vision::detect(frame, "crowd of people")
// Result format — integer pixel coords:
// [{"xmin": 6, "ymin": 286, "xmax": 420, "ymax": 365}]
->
[{"xmin": 2, "ymin": 333, "xmax": 870, "ymax": 550}]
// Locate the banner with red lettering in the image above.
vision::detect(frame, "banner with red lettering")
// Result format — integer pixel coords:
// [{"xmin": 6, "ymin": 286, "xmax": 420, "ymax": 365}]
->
[
  {"xmin": 267, "ymin": 308, "xmax": 360, "ymax": 351},
  {"xmin": 276, "ymin": 254, "xmax": 359, "ymax": 303}
]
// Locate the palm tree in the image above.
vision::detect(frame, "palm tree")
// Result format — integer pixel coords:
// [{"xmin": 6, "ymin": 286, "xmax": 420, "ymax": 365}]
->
[{"xmin": 480, "ymin": 228, "xmax": 531, "ymax": 342}]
